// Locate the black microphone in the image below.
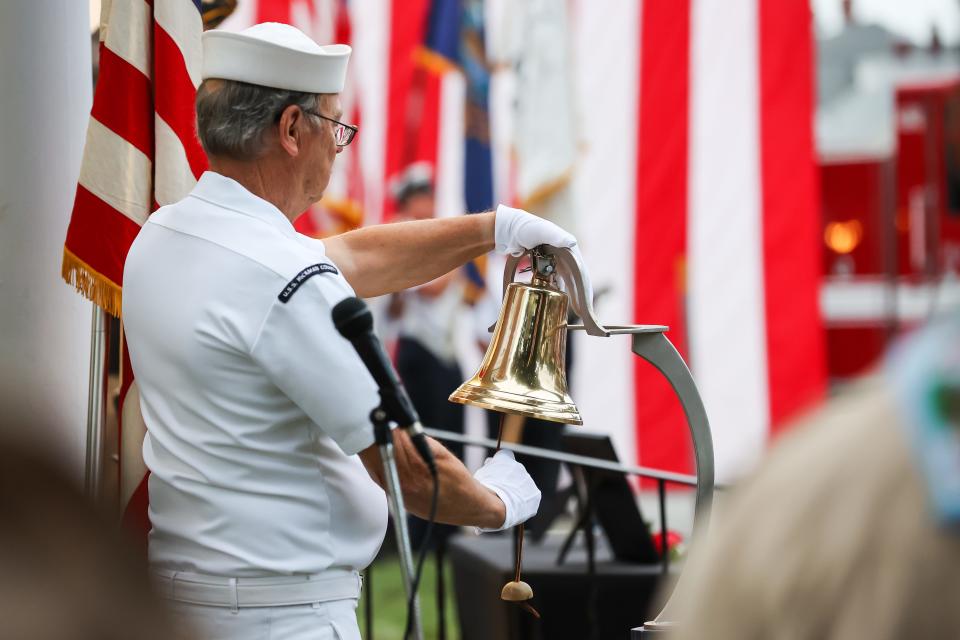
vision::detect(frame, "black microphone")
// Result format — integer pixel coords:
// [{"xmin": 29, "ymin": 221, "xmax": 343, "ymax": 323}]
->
[{"xmin": 332, "ymin": 296, "xmax": 436, "ymax": 473}]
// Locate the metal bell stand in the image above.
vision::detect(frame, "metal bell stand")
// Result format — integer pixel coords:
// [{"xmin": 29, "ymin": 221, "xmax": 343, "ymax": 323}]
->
[{"xmin": 501, "ymin": 247, "xmax": 716, "ymax": 634}]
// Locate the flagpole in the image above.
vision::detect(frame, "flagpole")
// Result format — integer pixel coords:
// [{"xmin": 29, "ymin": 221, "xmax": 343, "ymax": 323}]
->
[{"xmin": 84, "ymin": 304, "xmax": 108, "ymax": 499}]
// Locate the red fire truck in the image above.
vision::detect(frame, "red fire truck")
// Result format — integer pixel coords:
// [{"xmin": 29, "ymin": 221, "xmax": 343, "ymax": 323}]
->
[{"xmin": 820, "ymin": 74, "xmax": 960, "ymax": 381}]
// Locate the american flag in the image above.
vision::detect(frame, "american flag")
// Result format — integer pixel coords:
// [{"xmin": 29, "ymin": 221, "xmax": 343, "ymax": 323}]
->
[
  {"xmin": 61, "ymin": 0, "xmax": 207, "ymax": 539},
  {"xmin": 566, "ymin": 0, "xmax": 827, "ymax": 482}
]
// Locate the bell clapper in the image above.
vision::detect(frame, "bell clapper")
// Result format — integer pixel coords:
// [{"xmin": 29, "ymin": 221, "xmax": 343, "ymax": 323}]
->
[{"xmin": 494, "ymin": 413, "xmax": 539, "ymax": 618}]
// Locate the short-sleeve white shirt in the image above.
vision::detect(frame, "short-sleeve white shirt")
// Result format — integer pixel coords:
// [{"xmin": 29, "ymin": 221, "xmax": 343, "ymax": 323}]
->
[
  {"xmin": 398, "ymin": 282, "xmax": 465, "ymax": 363},
  {"xmin": 122, "ymin": 171, "xmax": 387, "ymax": 577}
]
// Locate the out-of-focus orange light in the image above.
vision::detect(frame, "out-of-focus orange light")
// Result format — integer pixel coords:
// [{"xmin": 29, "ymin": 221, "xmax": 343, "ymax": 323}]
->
[{"xmin": 824, "ymin": 220, "xmax": 863, "ymax": 255}]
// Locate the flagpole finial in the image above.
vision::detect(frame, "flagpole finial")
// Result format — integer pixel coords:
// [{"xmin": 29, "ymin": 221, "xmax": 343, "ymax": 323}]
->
[{"xmin": 201, "ymin": 0, "xmax": 238, "ymax": 31}]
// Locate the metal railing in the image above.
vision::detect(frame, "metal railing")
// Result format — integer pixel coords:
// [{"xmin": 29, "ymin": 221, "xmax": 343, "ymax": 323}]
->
[{"xmin": 362, "ymin": 429, "xmax": 725, "ymax": 640}]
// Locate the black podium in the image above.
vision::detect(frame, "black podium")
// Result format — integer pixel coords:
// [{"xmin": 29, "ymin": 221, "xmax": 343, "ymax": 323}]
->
[{"xmin": 448, "ymin": 532, "xmax": 675, "ymax": 640}]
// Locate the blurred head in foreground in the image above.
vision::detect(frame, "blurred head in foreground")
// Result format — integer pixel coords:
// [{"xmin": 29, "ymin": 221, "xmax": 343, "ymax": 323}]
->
[
  {"xmin": 671, "ymin": 320, "xmax": 960, "ymax": 639},
  {"xmin": 0, "ymin": 442, "xmax": 184, "ymax": 640}
]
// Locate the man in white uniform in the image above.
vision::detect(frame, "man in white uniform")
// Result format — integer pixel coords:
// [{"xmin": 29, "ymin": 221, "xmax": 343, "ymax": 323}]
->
[{"xmin": 122, "ymin": 23, "xmax": 588, "ymax": 640}]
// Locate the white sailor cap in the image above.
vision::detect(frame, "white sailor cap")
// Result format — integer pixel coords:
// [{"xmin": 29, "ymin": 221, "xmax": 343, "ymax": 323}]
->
[
  {"xmin": 202, "ymin": 22, "xmax": 351, "ymax": 94},
  {"xmin": 390, "ymin": 162, "xmax": 435, "ymax": 202}
]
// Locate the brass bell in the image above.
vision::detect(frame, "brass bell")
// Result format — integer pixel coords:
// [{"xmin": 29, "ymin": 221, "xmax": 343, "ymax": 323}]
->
[{"xmin": 449, "ymin": 247, "xmax": 584, "ymax": 425}]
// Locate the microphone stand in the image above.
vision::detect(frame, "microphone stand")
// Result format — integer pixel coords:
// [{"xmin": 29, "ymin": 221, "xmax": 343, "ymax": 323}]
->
[{"xmin": 370, "ymin": 406, "xmax": 423, "ymax": 640}]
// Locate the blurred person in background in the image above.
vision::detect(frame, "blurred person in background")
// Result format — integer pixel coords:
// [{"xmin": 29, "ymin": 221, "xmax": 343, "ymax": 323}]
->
[
  {"xmin": 388, "ymin": 163, "xmax": 468, "ymax": 471},
  {"xmin": 669, "ymin": 318, "xmax": 960, "ymax": 639},
  {"xmin": 388, "ymin": 163, "xmax": 469, "ymax": 546},
  {"xmin": 0, "ymin": 439, "xmax": 187, "ymax": 640}
]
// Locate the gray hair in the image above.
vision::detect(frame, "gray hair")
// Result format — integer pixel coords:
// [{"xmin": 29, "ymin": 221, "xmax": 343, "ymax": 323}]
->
[{"xmin": 195, "ymin": 79, "xmax": 321, "ymax": 160}]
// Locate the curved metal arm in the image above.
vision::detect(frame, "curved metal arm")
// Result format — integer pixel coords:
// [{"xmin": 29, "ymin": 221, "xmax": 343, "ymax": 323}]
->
[
  {"xmin": 629, "ymin": 330, "xmax": 714, "ymax": 630},
  {"xmin": 552, "ymin": 247, "xmax": 607, "ymax": 336},
  {"xmin": 501, "ymin": 253, "xmax": 524, "ymax": 296},
  {"xmin": 567, "ymin": 324, "xmax": 714, "ymax": 627},
  {"xmin": 630, "ymin": 332, "xmax": 714, "ymax": 528}
]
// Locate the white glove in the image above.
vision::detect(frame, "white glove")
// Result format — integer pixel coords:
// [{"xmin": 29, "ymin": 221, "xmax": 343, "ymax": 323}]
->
[
  {"xmin": 494, "ymin": 204, "xmax": 595, "ymax": 312},
  {"xmin": 494, "ymin": 204, "xmax": 576, "ymax": 256},
  {"xmin": 473, "ymin": 450, "xmax": 541, "ymax": 533}
]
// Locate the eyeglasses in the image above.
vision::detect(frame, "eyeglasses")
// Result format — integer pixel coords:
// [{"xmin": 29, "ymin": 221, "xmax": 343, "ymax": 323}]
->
[{"xmin": 303, "ymin": 109, "xmax": 358, "ymax": 148}]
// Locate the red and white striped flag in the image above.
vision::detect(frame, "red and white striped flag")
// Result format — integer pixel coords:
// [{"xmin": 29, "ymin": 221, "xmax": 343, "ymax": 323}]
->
[
  {"xmin": 61, "ymin": 0, "xmax": 207, "ymax": 539},
  {"xmin": 568, "ymin": 0, "xmax": 827, "ymax": 482}
]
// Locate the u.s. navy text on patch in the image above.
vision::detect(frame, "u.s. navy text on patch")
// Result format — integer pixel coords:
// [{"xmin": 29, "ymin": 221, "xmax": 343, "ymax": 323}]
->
[{"xmin": 278, "ymin": 263, "xmax": 339, "ymax": 303}]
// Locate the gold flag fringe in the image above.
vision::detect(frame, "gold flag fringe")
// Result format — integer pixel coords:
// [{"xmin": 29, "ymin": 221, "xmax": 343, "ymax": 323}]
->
[
  {"xmin": 61, "ymin": 247, "xmax": 122, "ymax": 318},
  {"xmin": 321, "ymin": 197, "xmax": 364, "ymax": 234},
  {"xmin": 413, "ymin": 45, "xmax": 460, "ymax": 75}
]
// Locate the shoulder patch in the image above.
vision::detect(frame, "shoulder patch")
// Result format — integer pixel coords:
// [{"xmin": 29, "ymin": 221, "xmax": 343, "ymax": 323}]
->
[{"xmin": 278, "ymin": 263, "xmax": 340, "ymax": 303}]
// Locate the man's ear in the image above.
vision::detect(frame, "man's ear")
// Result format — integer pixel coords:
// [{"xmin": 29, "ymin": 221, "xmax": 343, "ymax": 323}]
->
[{"xmin": 277, "ymin": 105, "xmax": 304, "ymax": 157}]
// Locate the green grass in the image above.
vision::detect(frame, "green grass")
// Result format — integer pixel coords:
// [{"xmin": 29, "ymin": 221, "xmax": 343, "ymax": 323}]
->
[{"xmin": 358, "ymin": 553, "xmax": 461, "ymax": 640}]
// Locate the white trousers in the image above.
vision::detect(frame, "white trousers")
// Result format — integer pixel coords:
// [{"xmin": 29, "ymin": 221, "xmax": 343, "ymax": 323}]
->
[{"xmin": 167, "ymin": 597, "xmax": 362, "ymax": 640}]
